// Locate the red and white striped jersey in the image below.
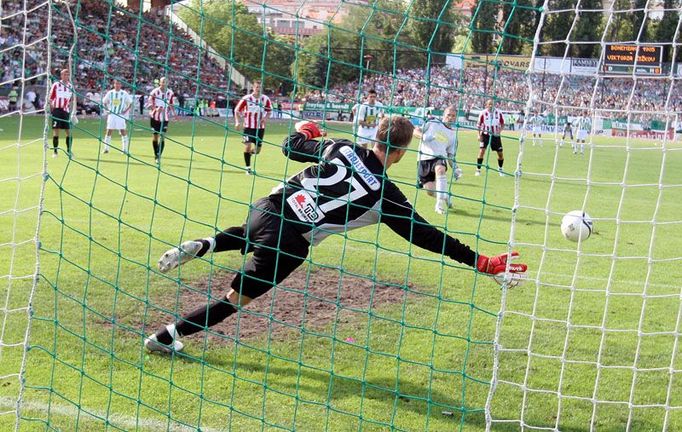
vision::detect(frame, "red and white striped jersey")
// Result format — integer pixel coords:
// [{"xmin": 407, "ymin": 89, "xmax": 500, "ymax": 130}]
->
[
  {"xmin": 235, "ymin": 93, "xmax": 272, "ymax": 129},
  {"xmin": 478, "ymin": 108, "xmax": 504, "ymax": 136},
  {"xmin": 147, "ymin": 87, "xmax": 175, "ymax": 122},
  {"xmin": 49, "ymin": 81, "xmax": 73, "ymax": 111}
]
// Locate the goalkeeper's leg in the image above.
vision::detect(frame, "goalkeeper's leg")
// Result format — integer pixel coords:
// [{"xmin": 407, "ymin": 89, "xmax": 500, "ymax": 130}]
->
[
  {"xmin": 148, "ymin": 240, "xmax": 307, "ymax": 353},
  {"xmin": 157, "ymin": 225, "xmax": 247, "ymax": 273}
]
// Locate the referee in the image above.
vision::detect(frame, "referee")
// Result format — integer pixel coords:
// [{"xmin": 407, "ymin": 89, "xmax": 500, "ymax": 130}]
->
[{"xmin": 144, "ymin": 117, "xmax": 528, "ymax": 353}]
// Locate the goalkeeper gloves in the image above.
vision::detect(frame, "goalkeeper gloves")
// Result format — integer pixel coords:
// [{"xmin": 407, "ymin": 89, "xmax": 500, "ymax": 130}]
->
[
  {"xmin": 295, "ymin": 121, "xmax": 324, "ymax": 140},
  {"xmin": 477, "ymin": 251, "xmax": 527, "ymax": 286}
]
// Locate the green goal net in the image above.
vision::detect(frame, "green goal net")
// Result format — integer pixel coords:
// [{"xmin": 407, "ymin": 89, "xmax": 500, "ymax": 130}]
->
[{"xmin": 2, "ymin": 0, "xmax": 682, "ymax": 431}]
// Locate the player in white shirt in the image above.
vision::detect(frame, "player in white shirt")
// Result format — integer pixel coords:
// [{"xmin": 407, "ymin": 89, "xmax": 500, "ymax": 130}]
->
[
  {"xmin": 355, "ymin": 89, "xmax": 384, "ymax": 148},
  {"xmin": 101, "ymin": 79, "xmax": 133, "ymax": 154},
  {"xmin": 415, "ymin": 106, "xmax": 461, "ymax": 214},
  {"xmin": 528, "ymin": 111, "xmax": 544, "ymax": 146},
  {"xmin": 574, "ymin": 112, "xmax": 591, "ymax": 155}
]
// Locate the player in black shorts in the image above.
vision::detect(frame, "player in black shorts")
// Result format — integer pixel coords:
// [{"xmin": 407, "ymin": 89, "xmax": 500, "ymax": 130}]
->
[{"xmin": 143, "ymin": 117, "xmax": 528, "ymax": 353}]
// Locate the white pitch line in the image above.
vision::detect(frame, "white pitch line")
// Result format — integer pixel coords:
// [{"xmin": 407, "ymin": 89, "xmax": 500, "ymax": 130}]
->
[{"xmin": 0, "ymin": 396, "xmax": 225, "ymax": 432}]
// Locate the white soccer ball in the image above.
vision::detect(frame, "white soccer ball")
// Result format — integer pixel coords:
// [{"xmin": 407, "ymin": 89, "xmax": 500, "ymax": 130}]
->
[{"xmin": 561, "ymin": 210, "xmax": 593, "ymax": 242}]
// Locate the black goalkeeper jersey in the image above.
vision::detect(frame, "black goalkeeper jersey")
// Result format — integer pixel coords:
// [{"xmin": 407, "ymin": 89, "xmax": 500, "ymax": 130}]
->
[{"xmin": 269, "ymin": 133, "xmax": 476, "ymax": 266}]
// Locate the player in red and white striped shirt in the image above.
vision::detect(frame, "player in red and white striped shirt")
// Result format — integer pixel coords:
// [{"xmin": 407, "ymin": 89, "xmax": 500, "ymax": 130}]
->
[
  {"xmin": 476, "ymin": 99, "xmax": 506, "ymax": 177},
  {"xmin": 234, "ymin": 80, "xmax": 272, "ymax": 174},
  {"xmin": 49, "ymin": 68, "xmax": 75, "ymax": 158},
  {"xmin": 146, "ymin": 77, "xmax": 176, "ymax": 164}
]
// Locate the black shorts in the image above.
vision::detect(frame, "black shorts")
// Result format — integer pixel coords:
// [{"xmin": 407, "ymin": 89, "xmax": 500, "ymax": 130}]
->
[
  {"xmin": 243, "ymin": 127, "xmax": 265, "ymax": 146},
  {"xmin": 418, "ymin": 159, "xmax": 447, "ymax": 186},
  {"xmin": 51, "ymin": 108, "xmax": 71, "ymax": 130},
  {"xmin": 150, "ymin": 118, "xmax": 169, "ymax": 134},
  {"xmin": 480, "ymin": 133, "xmax": 503, "ymax": 151},
  {"xmin": 230, "ymin": 197, "xmax": 309, "ymax": 300}
]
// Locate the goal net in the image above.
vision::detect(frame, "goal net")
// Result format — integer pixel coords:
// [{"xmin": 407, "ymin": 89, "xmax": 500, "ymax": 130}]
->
[{"xmin": 1, "ymin": 0, "xmax": 681, "ymax": 430}]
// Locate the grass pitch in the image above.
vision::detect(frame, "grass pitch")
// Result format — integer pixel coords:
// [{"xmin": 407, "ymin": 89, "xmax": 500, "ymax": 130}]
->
[{"xmin": 1, "ymin": 114, "xmax": 681, "ymax": 431}]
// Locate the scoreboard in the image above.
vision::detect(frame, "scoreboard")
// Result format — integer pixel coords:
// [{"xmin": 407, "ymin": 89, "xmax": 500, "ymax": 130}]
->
[{"xmin": 603, "ymin": 44, "xmax": 663, "ymax": 75}]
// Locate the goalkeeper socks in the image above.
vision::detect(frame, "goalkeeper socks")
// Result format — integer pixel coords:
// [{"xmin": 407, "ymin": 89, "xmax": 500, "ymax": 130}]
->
[
  {"xmin": 498, "ymin": 159, "xmax": 504, "ymax": 168},
  {"xmin": 243, "ymin": 152, "xmax": 251, "ymax": 167},
  {"xmin": 157, "ymin": 297, "xmax": 237, "ymax": 340},
  {"xmin": 477, "ymin": 158, "xmax": 483, "ymax": 170},
  {"xmin": 52, "ymin": 137, "xmax": 58, "ymax": 153},
  {"xmin": 214, "ymin": 226, "xmax": 247, "ymax": 254},
  {"xmin": 435, "ymin": 174, "xmax": 448, "ymax": 202},
  {"xmin": 66, "ymin": 136, "xmax": 72, "ymax": 153}
]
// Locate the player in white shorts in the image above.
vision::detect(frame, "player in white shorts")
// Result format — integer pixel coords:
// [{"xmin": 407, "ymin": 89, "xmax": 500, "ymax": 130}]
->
[
  {"xmin": 529, "ymin": 111, "xmax": 544, "ymax": 146},
  {"xmin": 355, "ymin": 89, "xmax": 384, "ymax": 148},
  {"xmin": 101, "ymin": 79, "xmax": 133, "ymax": 154},
  {"xmin": 415, "ymin": 105, "xmax": 461, "ymax": 214},
  {"xmin": 574, "ymin": 112, "xmax": 591, "ymax": 155}
]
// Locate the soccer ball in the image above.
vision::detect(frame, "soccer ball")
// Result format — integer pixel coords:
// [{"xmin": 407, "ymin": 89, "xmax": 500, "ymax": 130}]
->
[{"xmin": 561, "ymin": 210, "xmax": 593, "ymax": 242}]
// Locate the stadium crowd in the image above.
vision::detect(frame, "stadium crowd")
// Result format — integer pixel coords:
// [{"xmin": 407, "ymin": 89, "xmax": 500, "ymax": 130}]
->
[{"xmin": 1, "ymin": 0, "xmax": 231, "ymax": 111}]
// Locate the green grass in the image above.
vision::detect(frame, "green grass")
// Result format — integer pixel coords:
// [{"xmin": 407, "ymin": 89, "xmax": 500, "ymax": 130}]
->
[{"xmin": 1, "ymin": 114, "xmax": 682, "ymax": 431}]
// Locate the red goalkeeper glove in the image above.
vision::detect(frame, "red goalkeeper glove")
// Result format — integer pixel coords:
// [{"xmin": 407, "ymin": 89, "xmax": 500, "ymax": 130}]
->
[
  {"xmin": 477, "ymin": 251, "xmax": 528, "ymax": 285},
  {"xmin": 295, "ymin": 121, "xmax": 323, "ymax": 140}
]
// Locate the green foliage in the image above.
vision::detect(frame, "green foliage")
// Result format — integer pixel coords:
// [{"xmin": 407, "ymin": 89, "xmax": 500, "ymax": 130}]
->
[
  {"xmin": 408, "ymin": 0, "xmax": 460, "ymax": 64},
  {"xmin": 540, "ymin": 0, "xmax": 575, "ymax": 56},
  {"xmin": 470, "ymin": 0, "xmax": 499, "ymax": 54},
  {"xmin": 499, "ymin": 0, "xmax": 538, "ymax": 55},
  {"xmin": 655, "ymin": 0, "xmax": 680, "ymax": 62},
  {"xmin": 179, "ymin": 0, "xmax": 294, "ymax": 89},
  {"xmin": 572, "ymin": 0, "xmax": 603, "ymax": 58}
]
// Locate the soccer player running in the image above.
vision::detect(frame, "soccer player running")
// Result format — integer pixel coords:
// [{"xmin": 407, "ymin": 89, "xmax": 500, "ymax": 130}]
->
[
  {"xmin": 234, "ymin": 80, "xmax": 272, "ymax": 175},
  {"xmin": 476, "ymin": 99, "xmax": 505, "ymax": 177},
  {"xmin": 355, "ymin": 89, "xmax": 385, "ymax": 148},
  {"xmin": 415, "ymin": 105, "xmax": 461, "ymax": 214},
  {"xmin": 101, "ymin": 79, "xmax": 133, "ymax": 154},
  {"xmin": 48, "ymin": 68, "xmax": 75, "ymax": 158},
  {"xmin": 144, "ymin": 116, "xmax": 528, "ymax": 353},
  {"xmin": 147, "ymin": 77, "xmax": 175, "ymax": 164},
  {"xmin": 574, "ymin": 111, "xmax": 591, "ymax": 155}
]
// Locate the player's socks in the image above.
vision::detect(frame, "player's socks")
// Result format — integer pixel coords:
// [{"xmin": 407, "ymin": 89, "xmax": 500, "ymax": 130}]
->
[
  {"xmin": 174, "ymin": 297, "xmax": 238, "ymax": 337},
  {"xmin": 159, "ymin": 138, "xmax": 165, "ymax": 156},
  {"xmin": 122, "ymin": 136, "xmax": 129, "ymax": 153},
  {"xmin": 435, "ymin": 174, "xmax": 448, "ymax": 203},
  {"xmin": 214, "ymin": 226, "xmax": 247, "ymax": 253},
  {"xmin": 243, "ymin": 152, "xmax": 251, "ymax": 168},
  {"xmin": 52, "ymin": 137, "xmax": 58, "ymax": 153},
  {"xmin": 152, "ymin": 140, "xmax": 159, "ymax": 158},
  {"xmin": 498, "ymin": 159, "xmax": 504, "ymax": 169},
  {"xmin": 103, "ymin": 135, "xmax": 111, "ymax": 153},
  {"xmin": 476, "ymin": 158, "xmax": 483, "ymax": 171},
  {"xmin": 66, "ymin": 136, "xmax": 72, "ymax": 155}
]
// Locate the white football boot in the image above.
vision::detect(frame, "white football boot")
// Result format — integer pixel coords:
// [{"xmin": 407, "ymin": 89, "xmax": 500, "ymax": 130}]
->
[{"xmin": 158, "ymin": 240, "xmax": 203, "ymax": 273}]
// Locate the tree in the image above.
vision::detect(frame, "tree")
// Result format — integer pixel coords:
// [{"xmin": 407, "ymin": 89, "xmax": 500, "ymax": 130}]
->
[
  {"xmin": 471, "ymin": 0, "xmax": 499, "ymax": 53},
  {"xmin": 654, "ymin": 0, "xmax": 679, "ymax": 62},
  {"xmin": 499, "ymin": 0, "xmax": 537, "ymax": 55},
  {"xmin": 572, "ymin": 0, "xmax": 603, "ymax": 58},
  {"xmin": 408, "ymin": 0, "xmax": 460, "ymax": 64},
  {"xmin": 539, "ymin": 0, "xmax": 575, "ymax": 56},
  {"xmin": 179, "ymin": 0, "xmax": 267, "ymax": 85},
  {"xmin": 632, "ymin": 0, "xmax": 649, "ymax": 41}
]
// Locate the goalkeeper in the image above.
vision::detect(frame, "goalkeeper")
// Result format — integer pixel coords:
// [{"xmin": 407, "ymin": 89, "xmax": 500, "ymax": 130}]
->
[
  {"xmin": 145, "ymin": 117, "xmax": 528, "ymax": 353},
  {"xmin": 414, "ymin": 105, "xmax": 461, "ymax": 214}
]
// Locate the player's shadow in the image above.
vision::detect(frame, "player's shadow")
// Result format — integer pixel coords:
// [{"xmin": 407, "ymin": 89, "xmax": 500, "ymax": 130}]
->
[{"xmin": 203, "ymin": 358, "xmax": 488, "ymax": 426}]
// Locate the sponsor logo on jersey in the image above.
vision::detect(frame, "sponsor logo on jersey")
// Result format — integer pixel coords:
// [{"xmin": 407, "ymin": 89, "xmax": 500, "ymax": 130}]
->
[
  {"xmin": 287, "ymin": 190, "xmax": 325, "ymax": 223},
  {"xmin": 339, "ymin": 146, "xmax": 380, "ymax": 191}
]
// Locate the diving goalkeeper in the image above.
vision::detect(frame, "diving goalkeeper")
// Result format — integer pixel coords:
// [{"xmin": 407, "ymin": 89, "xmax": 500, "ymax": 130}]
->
[{"xmin": 145, "ymin": 117, "xmax": 527, "ymax": 353}]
